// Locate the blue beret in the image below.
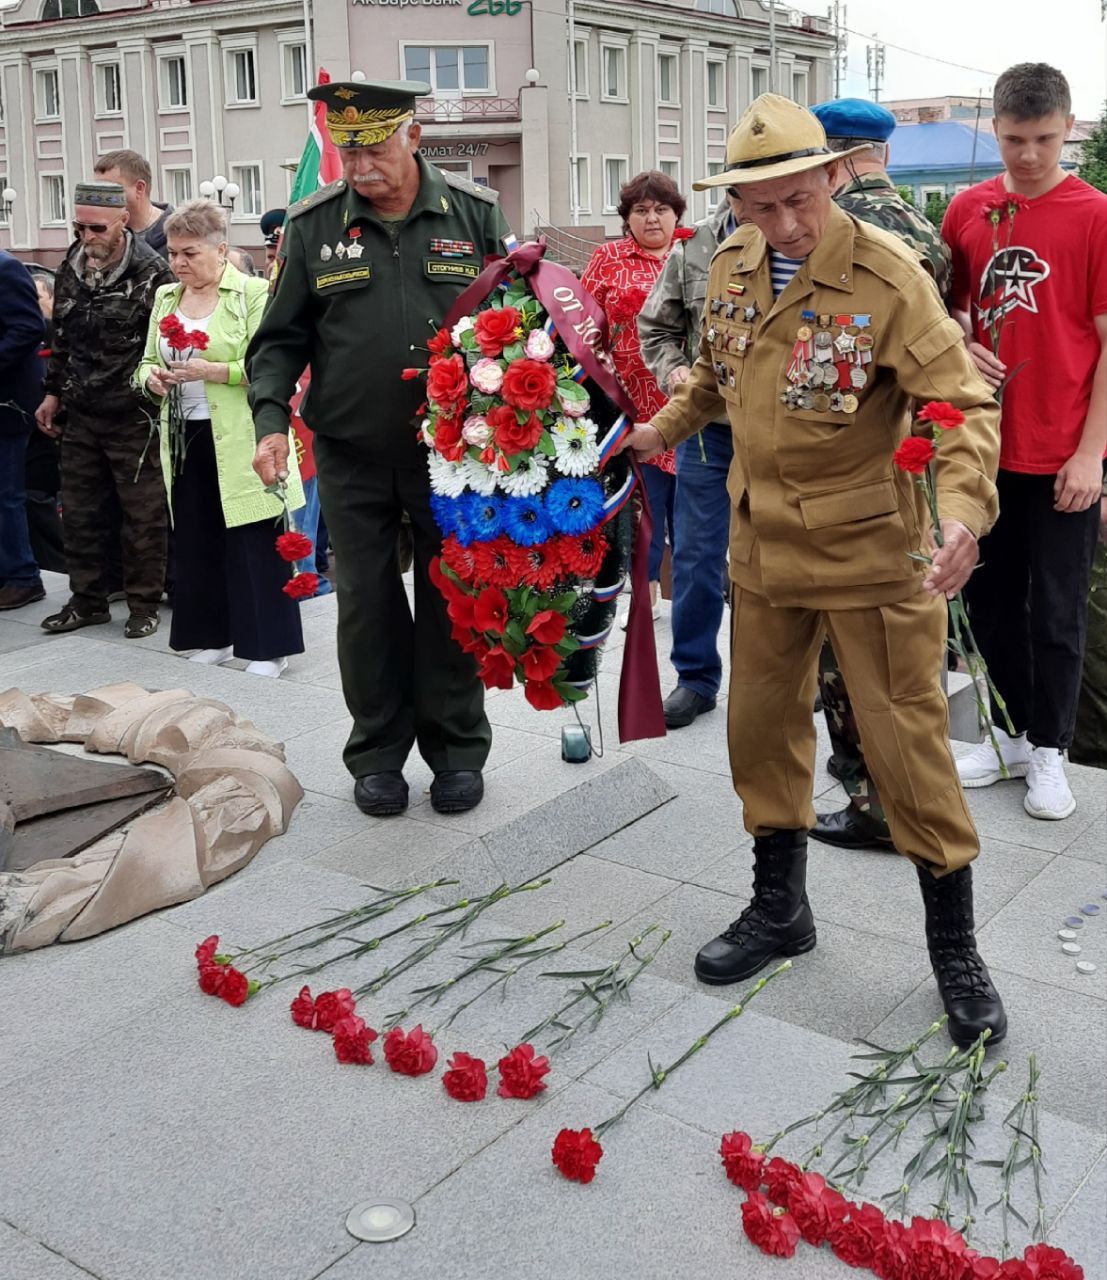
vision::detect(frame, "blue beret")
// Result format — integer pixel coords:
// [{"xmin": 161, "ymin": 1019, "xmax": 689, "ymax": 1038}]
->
[{"xmin": 811, "ymin": 98, "xmax": 896, "ymax": 143}]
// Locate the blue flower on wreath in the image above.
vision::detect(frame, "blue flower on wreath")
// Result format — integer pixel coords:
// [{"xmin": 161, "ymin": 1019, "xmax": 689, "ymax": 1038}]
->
[
  {"xmin": 503, "ymin": 494, "xmax": 551, "ymax": 547},
  {"xmin": 462, "ymin": 491, "xmax": 505, "ymax": 542},
  {"xmin": 430, "ymin": 494, "xmax": 459, "ymax": 537},
  {"xmin": 546, "ymin": 478, "xmax": 604, "ymax": 536}
]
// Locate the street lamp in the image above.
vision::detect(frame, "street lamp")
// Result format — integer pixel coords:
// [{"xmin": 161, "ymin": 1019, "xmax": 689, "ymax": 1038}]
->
[
  {"xmin": 1, "ymin": 186, "xmax": 16, "ymax": 222},
  {"xmin": 198, "ymin": 174, "xmax": 241, "ymax": 210}
]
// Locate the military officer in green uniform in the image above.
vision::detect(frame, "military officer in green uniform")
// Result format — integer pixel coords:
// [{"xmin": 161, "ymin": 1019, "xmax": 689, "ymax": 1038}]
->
[
  {"xmin": 248, "ymin": 80, "xmax": 511, "ymax": 818},
  {"xmin": 807, "ymin": 97, "xmax": 955, "ymax": 852}
]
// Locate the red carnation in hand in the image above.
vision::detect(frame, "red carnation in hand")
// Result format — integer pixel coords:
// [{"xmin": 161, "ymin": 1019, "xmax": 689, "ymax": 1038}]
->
[
  {"xmin": 902, "ymin": 1216, "xmax": 976, "ymax": 1280},
  {"xmin": 763, "ymin": 1156, "xmax": 804, "ymax": 1206},
  {"xmin": 672, "ymin": 226, "xmax": 696, "ymax": 241},
  {"xmin": 473, "ymin": 585, "xmax": 510, "ymax": 634},
  {"xmin": 427, "ymin": 326, "xmax": 454, "ymax": 356},
  {"xmin": 283, "ymin": 572, "xmax": 319, "ymax": 600},
  {"xmin": 552, "ymin": 1127, "xmax": 604, "ymax": 1183},
  {"xmin": 426, "ymin": 353, "xmax": 469, "ymax": 407},
  {"xmin": 524, "ymin": 678, "xmax": 564, "ymax": 711},
  {"xmin": 275, "ymin": 531, "xmax": 314, "ymax": 562},
  {"xmin": 893, "ymin": 435, "xmax": 936, "ymax": 474},
  {"xmin": 473, "ymin": 305, "xmax": 523, "ymax": 357},
  {"xmin": 1017, "ymin": 1244, "xmax": 1082, "ymax": 1280},
  {"xmin": 442, "ymin": 1052, "xmax": 488, "ymax": 1102},
  {"xmin": 526, "ymin": 609, "xmax": 567, "ymax": 646},
  {"xmin": 740, "ymin": 1190, "xmax": 801, "ymax": 1259},
  {"xmin": 719, "ymin": 1131, "xmax": 765, "ymax": 1192},
  {"xmin": 159, "ymin": 315, "xmax": 184, "ymax": 337},
  {"xmin": 788, "ymin": 1171, "xmax": 841, "ymax": 1246},
  {"xmin": 501, "ymin": 359, "xmax": 558, "ymax": 413},
  {"xmin": 383, "ymin": 1024, "xmax": 439, "ymax": 1076},
  {"xmin": 186, "ymin": 329, "xmax": 210, "ymax": 352},
  {"xmin": 828, "ymin": 1202, "xmax": 888, "ymax": 1269},
  {"xmin": 917, "ymin": 401, "xmax": 965, "ymax": 432},
  {"xmin": 333, "ymin": 1015, "xmax": 378, "ymax": 1065},
  {"xmin": 195, "ymin": 934, "xmax": 220, "ymax": 969},
  {"xmin": 479, "ymin": 642, "xmax": 517, "ymax": 690},
  {"xmin": 521, "ymin": 644, "xmax": 562, "ymax": 683},
  {"xmin": 496, "ymin": 1043, "xmax": 550, "ymax": 1099}
]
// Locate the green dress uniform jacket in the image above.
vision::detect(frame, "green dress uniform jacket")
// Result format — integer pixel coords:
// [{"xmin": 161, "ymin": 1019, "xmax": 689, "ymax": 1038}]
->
[{"xmin": 247, "ymin": 156, "xmax": 510, "ymax": 463}]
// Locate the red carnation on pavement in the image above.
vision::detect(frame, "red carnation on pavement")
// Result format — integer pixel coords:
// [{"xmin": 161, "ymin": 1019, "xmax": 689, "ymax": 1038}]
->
[
  {"xmin": 383, "ymin": 1024, "xmax": 439, "ymax": 1076},
  {"xmin": 501, "ymin": 359, "xmax": 558, "ymax": 413},
  {"xmin": 917, "ymin": 401, "xmax": 965, "ymax": 432},
  {"xmin": 788, "ymin": 1171, "xmax": 843, "ymax": 1246},
  {"xmin": 1020, "ymin": 1244, "xmax": 1084, "ymax": 1280},
  {"xmin": 427, "ymin": 326, "xmax": 453, "ymax": 356},
  {"xmin": 442, "ymin": 1052, "xmax": 488, "ymax": 1102},
  {"xmin": 521, "ymin": 644, "xmax": 562, "ymax": 683},
  {"xmin": 497, "ymin": 1043, "xmax": 550, "ymax": 1099},
  {"xmin": 719, "ymin": 1131, "xmax": 765, "ymax": 1192},
  {"xmin": 893, "ymin": 435, "xmax": 936, "ymax": 474},
  {"xmin": 828, "ymin": 1202, "xmax": 888, "ymax": 1269},
  {"xmin": 275, "ymin": 531, "xmax": 314, "ymax": 562},
  {"xmin": 195, "ymin": 934, "xmax": 220, "ymax": 969},
  {"xmin": 763, "ymin": 1156, "xmax": 804, "ymax": 1206},
  {"xmin": 524, "ymin": 678, "xmax": 564, "ymax": 711},
  {"xmin": 216, "ymin": 966, "xmax": 251, "ymax": 1006},
  {"xmin": 473, "ymin": 304, "xmax": 523, "ymax": 357},
  {"xmin": 473, "ymin": 585, "xmax": 510, "ymax": 634},
  {"xmin": 552, "ymin": 1127, "xmax": 604, "ymax": 1183},
  {"xmin": 288, "ymin": 986, "xmax": 356, "ymax": 1032},
  {"xmin": 283, "ymin": 572, "xmax": 319, "ymax": 600},
  {"xmin": 740, "ymin": 1190, "xmax": 801, "ymax": 1259},
  {"xmin": 333, "ymin": 1015, "xmax": 378, "ymax": 1065},
  {"xmin": 902, "ymin": 1216, "xmax": 976, "ymax": 1280},
  {"xmin": 873, "ymin": 1217, "xmax": 912, "ymax": 1280},
  {"xmin": 526, "ymin": 609, "xmax": 567, "ymax": 646},
  {"xmin": 198, "ymin": 964, "xmax": 225, "ymax": 996}
]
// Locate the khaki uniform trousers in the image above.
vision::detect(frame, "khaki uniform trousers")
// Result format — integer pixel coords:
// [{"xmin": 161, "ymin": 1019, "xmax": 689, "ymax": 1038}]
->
[{"xmin": 728, "ymin": 585, "xmax": 978, "ymax": 875}]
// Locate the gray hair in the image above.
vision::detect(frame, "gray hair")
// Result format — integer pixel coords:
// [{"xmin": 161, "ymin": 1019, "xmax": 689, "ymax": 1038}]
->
[
  {"xmin": 827, "ymin": 137, "xmax": 882, "ymax": 155},
  {"xmin": 164, "ymin": 198, "xmax": 228, "ymax": 246}
]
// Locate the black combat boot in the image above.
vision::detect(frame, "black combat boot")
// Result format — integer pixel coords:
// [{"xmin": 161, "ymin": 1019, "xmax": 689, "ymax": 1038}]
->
[
  {"xmin": 694, "ymin": 829, "xmax": 816, "ymax": 984},
  {"xmin": 917, "ymin": 865, "xmax": 1007, "ymax": 1049}
]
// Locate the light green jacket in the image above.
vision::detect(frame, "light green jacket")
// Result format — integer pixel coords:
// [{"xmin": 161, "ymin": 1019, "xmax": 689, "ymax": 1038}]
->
[{"xmin": 135, "ymin": 262, "xmax": 303, "ymax": 528}]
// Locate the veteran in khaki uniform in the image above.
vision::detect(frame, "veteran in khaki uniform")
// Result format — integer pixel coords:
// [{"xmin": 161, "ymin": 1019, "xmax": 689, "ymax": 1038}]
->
[
  {"xmin": 623, "ymin": 95, "xmax": 1006, "ymax": 1049},
  {"xmin": 248, "ymin": 80, "xmax": 511, "ymax": 819}
]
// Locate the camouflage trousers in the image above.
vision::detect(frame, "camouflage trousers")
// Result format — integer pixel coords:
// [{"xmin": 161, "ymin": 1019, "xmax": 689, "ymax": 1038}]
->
[
  {"xmin": 59, "ymin": 405, "xmax": 167, "ymax": 613},
  {"xmin": 817, "ymin": 636, "xmax": 890, "ymax": 831}
]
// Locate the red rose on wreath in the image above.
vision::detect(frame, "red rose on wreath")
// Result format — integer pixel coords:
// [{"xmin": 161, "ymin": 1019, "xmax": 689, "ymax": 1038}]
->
[
  {"xmin": 433, "ymin": 414, "xmax": 466, "ymax": 462},
  {"xmin": 501, "ymin": 359, "xmax": 558, "ymax": 412},
  {"xmin": 487, "ymin": 405, "xmax": 545, "ymax": 456},
  {"xmin": 893, "ymin": 436, "xmax": 936, "ymax": 474},
  {"xmin": 427, "ymin": 353, "xmax": 469, "ymax": 407},
  {"xmin": 525, "ymin": 678, "xmax": 564, "ymax": 711},
  {"xmin": 473, "ymin": 305, "xmax": 523, "ymax": 356},
  {"xmin": 333, "ymin": 1015, "xmax": 378, "ymax": 1065},
  {"xmin": 719, "ymin": 1131, "xmax": 765, "ymax": 1192},
  {"xmin": 521, "ymin": 644, "xmax": 562, "ymax": 682},
  {"xmin": 552, "ymin": 1128, "xmax": 604, "ymax": 1183},
  {"xmin": 496, "ymin": 1043, "xmax": 550, "ymax": 1099},
  {"xmin": 283, "ymin": 572, "xmax": 319, "ymax": 600},
  {"xmin": 473, "ymin": 585, "xmax": 509, "ymax": 634},
  {"xmin": 479, "ymin": 643, "xmax": 517, "ymax": 690},
  {"xmin": 527, "ymin": 609, "xmax": 567, "ymax": 646},
  {"xmin": 383, "ymin": 1024, "xmax": 438, "ymax": 1076},
  {"xmin": 916, "ymin": 401, "xmax": 965, "ymax": 432},
  {"xmin": 427, "ymin": 326, "xmax": 454, "ymax": 356},
  {"xmin": 740, "ymin": 1191, "xmax": 801, "ymax": 1259},
  {"xmin": 276, "ymin": 531, "xmax": 314, "ymax": 562},
  {"xmin": 442, "ymin": 1052, "xmax": 488, "ymax": 1101}
]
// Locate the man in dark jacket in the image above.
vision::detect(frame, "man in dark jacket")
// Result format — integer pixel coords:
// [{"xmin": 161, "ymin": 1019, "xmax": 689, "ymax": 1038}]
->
[
  {"xmin": 0, "ymin": 250, "xmax": 46, "ymax": 611},
  {"xmin": 94, "ymin": 150, "xmax": 172, "ymax": 259},
  {"xmin": 35, "ymin": 180, "xmax": 174, "ymax": 638}
]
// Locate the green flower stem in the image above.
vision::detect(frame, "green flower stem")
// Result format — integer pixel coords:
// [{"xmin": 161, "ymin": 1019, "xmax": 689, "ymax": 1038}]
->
[
  {"xmin": 352, "ymin": 879, "xmax": 550, "ymax": 999},
  {"xmin": 593, "ymin": 961, "xmax": 790, "ymax": 1141},
  {"xmin": 985, "ymin": 1054, "xmax": 1042, "ymax": 1259},
  {"xmin": 1026, "ymin": 1055, "xmax": 1048, "ymax": 1242}
]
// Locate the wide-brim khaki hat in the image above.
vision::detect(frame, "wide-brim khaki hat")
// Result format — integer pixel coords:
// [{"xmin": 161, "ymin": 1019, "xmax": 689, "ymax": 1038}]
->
[{"xmin": 693, "ymin": 93, "xmax": 873, "ymax": 191}]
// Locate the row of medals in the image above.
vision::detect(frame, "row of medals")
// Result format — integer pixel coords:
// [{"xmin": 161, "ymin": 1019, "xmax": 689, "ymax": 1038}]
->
[
  {"xmin": 782, "ymin": 309, "xmax": 873, "ymax": 413},
  {"xmin": 706, "ymin": 294, "xmax": 758, "ymax": 390},
  {"xmin": 320, "ymin": 238, "xmax": 364, "ymax": 262}
]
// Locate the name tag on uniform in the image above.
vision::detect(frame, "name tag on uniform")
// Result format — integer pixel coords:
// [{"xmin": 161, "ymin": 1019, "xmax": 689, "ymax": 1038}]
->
[
  {"xmin": 425, "ymin": 257, "xmax": 479, "ymax": 281},
  {"xmin": 314, "ymin": 265, "xmax": 372, "ymax": 290}
]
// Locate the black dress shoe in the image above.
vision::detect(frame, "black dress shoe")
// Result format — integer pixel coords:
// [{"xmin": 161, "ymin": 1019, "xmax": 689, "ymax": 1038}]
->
[
  {"xmin": 825, "ymin": 753, "xmax": 848, "ymax": 783},
  {"xmin": 430, "ymin": 769, "xmax": 484, "ymax": 814},
  {"xmin": 663, "ymin": 686, "xmax": 717, "ymax": 729},
  {"xmin": 354, "ymin": 771, "xmax": 408, "ymax": 817},
  {"xmin": 810, "ymin": 805, "xmax": 894, "ymax": 850}
]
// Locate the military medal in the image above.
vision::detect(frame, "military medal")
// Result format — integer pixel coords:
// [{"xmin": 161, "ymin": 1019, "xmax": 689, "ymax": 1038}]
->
[
  {"xmin": 743, "ymin": 304, "xmax": 758, "ymax": 322},
  {"xmin": 710, "ymin": 298, "xmax": 723, "ymax": 316},
  {"xmin": 736, "ymin": 332, "xmax": 750, "ymax": 353},
  {"xmin": 706, "ymin": 325, "xmax": 718, "ymax": 343},
  {"xmin": 345, "ymin": 227, "xmax": 364, "ymax": 258},
  {"xmin": 335, "ymin": 241, "xmax": 347, "ymax": 259},
  {"xmin": 429, "ymin": 236, "xmax": 475, "ymax": 258},
  {"xmin": 724, "ymin": 301, "xmax": 737, "ymax": 319},
  {"xmin": 829, "ymin": 391, "xmax": 845, "ymax": 412},
  {"xmin": 842, "ymin": 393, "xmax": 859, "ymax": 413},
  {"xmin": 813, "ymin": 330, "xmax": 834, "ymax": 362},
  {"xmin": 834, "ymin": 331, "xmax": 856, "ymax": 355},
  {"xmin": 320, "ymin": 244, "xmax": 332, "ymax": 262}
]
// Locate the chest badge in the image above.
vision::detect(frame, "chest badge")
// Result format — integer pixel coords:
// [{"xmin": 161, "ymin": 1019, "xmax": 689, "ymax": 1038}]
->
[{"xmin": 319, "ymin": 244, "xmax": 332, "ymax": 262}]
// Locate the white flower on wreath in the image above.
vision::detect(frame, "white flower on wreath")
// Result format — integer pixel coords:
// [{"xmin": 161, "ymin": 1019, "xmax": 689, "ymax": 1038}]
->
[
  {"xmin": 463, "ymin": 415, "xmax": 493, "ymax": 448},
  {"xmin": 427, "ymin": 452, "xmax": 468, "ymax": 498},
  {"xmin": 470, "ymin": 358, "xmax": 504, "ymax": 395},
  {"xmin": 525, "ymin": 329, "xmax": 555, "ymax": 361},
  {"xmin": 551, "ymin": 416, "xmax": 600, "ymax": 477},
  {"xmin": 498, "ymin": 451, "xmax": 550, "ymax": 497},
  {"xmin": 556, "ymin": 385, "xmax": 591, "ymax": 417},
  {"xmin": 450, "ymin": 315, "xmax": 474, "ymax": 347},
  {"xmin": 461, "ymin": 454, "xmax": 499, "ymax": 496}
]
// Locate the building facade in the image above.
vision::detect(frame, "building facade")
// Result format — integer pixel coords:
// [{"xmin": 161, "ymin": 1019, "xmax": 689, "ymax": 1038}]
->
[{"xmin": 0, "ymin": 0, "xmax": 834, "ymax": 264}]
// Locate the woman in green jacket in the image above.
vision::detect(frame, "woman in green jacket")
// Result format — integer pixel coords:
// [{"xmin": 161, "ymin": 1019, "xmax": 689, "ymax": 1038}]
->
[{"xmin": 136, "ymin": 200, "xmax": 304, "ymax": 677}]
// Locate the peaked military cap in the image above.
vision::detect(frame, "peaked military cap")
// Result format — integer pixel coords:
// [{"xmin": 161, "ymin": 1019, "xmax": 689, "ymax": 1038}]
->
[
  {"xmin": 73, "ymin": 180, "xmax": 126, "ymax": 209},
  {"xmin": 308, "ymin": 79, "xmax": 431, "ymax": 148},
  {"xmin": 811, "ymin": 97, "xmax": 897, "ymax": 143}
]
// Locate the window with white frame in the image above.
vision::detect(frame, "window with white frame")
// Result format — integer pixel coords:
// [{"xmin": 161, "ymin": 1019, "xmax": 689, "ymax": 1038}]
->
[
  {"xmin": 601, "ymin": 45, "xmax": 627, "ymax": 100},
  {"xmin": 403, "ymin": 45, "xmax": 491, "ymax": 94},
  {"xmin": 659, "ymin": 159, "xmax": 680, "ymax": 187},
  {"xmin": 791, "ymin": 69, "xmax": 808, "ymax": 105},
  {"xmin": 159, "ymin": 55, "xmax": 188, "ymax": 110},
  {"xmin": 658, "ymin": 52, "xmax": 679, "ymax": 105},
  {"xmin": 230, "ymin": 164, "xmax": 262, "ymax": 218},
  {"xmin": 706, "ymin": 161, "xmax": 727, "ymax": 178},
  {"xmin": 603, "ymin": 156, "xmax": 628, "ymax": 212},
  {"xmin": 281, "ymin": 40, "xmax": 307, "ymax": 101},
  {"xmin": 225, "ymin": 46, "xmax": 258, "ymax": 106},
  {"xmin": 0, "ymin": 175, "xmax": 8, "ymax": 224},
  {"xmin": 571, "ymin": 154, "xmax": 591, "ymax": 213},
  {"xmin": 695, "ymin": 0, "xmax": 737, "ymax": 12},
  {"xmin": 41, "ymin": 174, "xmax": 66, "ymax": 225},
  {"xmin": 164, "ymin": 168, "xmax": 192, "ymax": 206},
  {"xmin": 920, "ymin": 185, "xmax": 946, "ymax": 202},
  {"xmin": 751, "ymin": 65, "xmax": 768, "ymax": 98},
  {"xmin": 570, "ymin": 38, "xmax": 588, "ymax": 97},
  {"xmin": 95, "ymin": 62, "xmax": 122, "ymax": 115},
  {"xmin": 707, "ymin": 60, "xmax": 725, "ymax": 110},
  {"xmin": 35, "ymin": 68, "xmax": 60, "ymax": 120}
]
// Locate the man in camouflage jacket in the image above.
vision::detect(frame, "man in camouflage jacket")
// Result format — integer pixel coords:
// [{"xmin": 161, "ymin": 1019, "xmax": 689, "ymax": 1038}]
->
[
  {"xmin": 639, "ymin": 193, "xmax": 741, "ymax": 728},
  {"xmin": 36, "ymin": 181, "xmax": 173, "ymax": 639}
]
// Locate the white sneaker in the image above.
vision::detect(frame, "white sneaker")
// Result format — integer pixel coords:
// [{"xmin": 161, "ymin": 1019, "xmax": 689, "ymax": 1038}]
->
[
  {"xmin": 1024, "ymin": 747, "xmax": 1076, "ymax": 820},
  {"xmin": 189, "ymin": 646, "xmax": 233, "ymax": 665},
  {"xmin": 245, "ymin": 657, "xmax": 288, "ymax": 678},
  {"xmin": 956, "ymin": 727, "xmax": 1032, "ymax": 788}
]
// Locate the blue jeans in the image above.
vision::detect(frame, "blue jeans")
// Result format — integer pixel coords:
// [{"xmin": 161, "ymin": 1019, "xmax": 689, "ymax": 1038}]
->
[
  {"xmin": 291, "ymin": 476, "xmax": 333, "ymax": 597},
  {"xmin": 670, "ymin": 423, "xmax": 733, "ymax": 698},
  {"xmin": 640, "ymin": 460, "xmax": 676, "ymax": 582},
  {"xmin": 0, "ymin": 431, "xmax": 41, "ymax": 589}
]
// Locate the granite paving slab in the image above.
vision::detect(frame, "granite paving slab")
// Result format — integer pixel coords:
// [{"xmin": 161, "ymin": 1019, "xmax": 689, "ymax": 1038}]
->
[
  {"xmin": 1050, "ymin": 1151, "xmax": 1107, "ymax": 1280},
  {"xmin": 1061, "ymin": 812, "xmax": 1106, "ymax": 866},
  {"xmin": 310, "ymin": 815, "xmax": 474, "ymax": 887},
  {"xmin": 0, "ymin": 1221, "xmax": 100, "ymax": 1280},
  {"xmin": 0, "ymin": 619, "xmax": 53, "ymax": 658}
]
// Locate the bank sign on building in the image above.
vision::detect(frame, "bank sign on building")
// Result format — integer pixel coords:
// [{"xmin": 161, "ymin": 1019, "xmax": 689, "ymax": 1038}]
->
[{"xmin": 0, "ymin": 0, "xmax": 833, "ymax": 262}]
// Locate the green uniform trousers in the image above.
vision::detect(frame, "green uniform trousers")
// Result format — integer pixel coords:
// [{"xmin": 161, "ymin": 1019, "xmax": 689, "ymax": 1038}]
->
[
  {"xmin": 314, "ymin": 434, "xmax": 491, "ymax": 780},
  {"xmin": 728, "ymin": 586, "xmax": 978, "ymax": 874}
]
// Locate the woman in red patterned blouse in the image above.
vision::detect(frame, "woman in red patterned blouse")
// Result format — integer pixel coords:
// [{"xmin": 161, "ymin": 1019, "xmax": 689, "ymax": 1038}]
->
[{"xmin": 582, "ymin": 170, "xmax": 691, "ymax": 617}]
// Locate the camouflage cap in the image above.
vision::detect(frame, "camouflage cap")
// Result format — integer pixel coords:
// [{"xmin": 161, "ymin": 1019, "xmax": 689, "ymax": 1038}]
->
[
  {"xmin": 73, "ymin": 181, "xmax": 126, "ymax": 209},
  {"xmin": 307, "ymin": 79, "xmax": 430, "ymax": 149}
]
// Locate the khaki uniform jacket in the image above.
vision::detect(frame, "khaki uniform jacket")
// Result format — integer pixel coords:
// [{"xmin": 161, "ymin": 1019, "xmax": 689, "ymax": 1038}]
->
[{"xmin": 649, "ymin": 205, "xmax": 1001, "ymax": 609}]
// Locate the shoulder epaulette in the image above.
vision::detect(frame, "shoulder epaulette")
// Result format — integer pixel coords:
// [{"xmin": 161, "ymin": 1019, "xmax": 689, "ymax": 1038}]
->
[
  {"xmin": 441, "ymin": 169, "xmax": 500, "ymax": 205},
  {"xmin": 287, "ymin": 180, "xmax": 347, "ymax": 220}
]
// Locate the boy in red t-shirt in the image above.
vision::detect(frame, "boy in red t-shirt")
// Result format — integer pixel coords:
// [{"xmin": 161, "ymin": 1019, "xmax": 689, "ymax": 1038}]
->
[{"xmin": 942, "ymin": 63, "xmax": 1107, "ymax": 821}]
